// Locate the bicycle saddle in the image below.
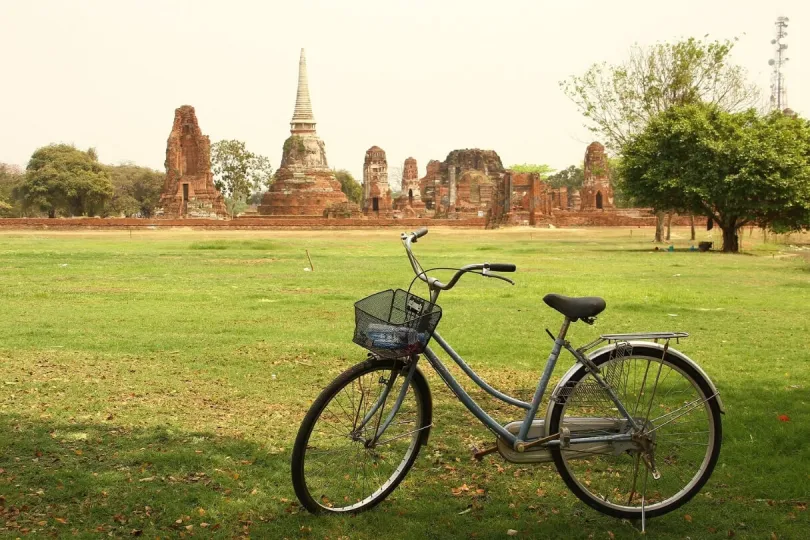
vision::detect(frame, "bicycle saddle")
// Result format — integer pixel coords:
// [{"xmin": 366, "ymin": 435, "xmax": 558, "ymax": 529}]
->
[{"xmin": 543, "ymin": 293, "xmax": 606, "ymax": 321}]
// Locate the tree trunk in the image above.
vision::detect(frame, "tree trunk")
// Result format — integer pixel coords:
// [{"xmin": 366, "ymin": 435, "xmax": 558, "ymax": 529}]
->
[
  {"xmin": 48, "ymin": 209, "xmax": 56, "ymax": 219},
  {"xmin": 690, "ymin": 215, "xmax": 696, "ymax": 241},
  {"xmin": 721, "ymin": 225, "xmax": 740, "ymax": 253},
  {"xmin": 665, "ymin": 212, "xmax": 673, "ymax": 241},
  {"xmin": 655, "ymin": 212, "xmax": 665, "ymax": 243}
]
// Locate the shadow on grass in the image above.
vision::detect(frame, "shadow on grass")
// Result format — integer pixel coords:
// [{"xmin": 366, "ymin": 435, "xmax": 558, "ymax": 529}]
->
[{"xmin": 0, "ymin": 414, "xmax": 296, "ymax": 537}]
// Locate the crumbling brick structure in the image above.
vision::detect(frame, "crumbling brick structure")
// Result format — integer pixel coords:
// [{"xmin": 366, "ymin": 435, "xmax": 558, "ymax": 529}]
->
[
  {"xmin": 257, "ymin": 49, "xmax": 350, "ymax": 216},
  {"xmin": 418, "ymin": 149, "xmax": 504, "ymax": 217},
  {"xmin": 419, "ymin": 160, "xmax": 442, "ymax": 212},
  {"xmin": 362, "ymin": 146, "xmax": 393, "ymax": 217},
  {"xmin": 393, "ymin": 157, "xmax": 426, "ymax": 217},
  {"xmin": 157, "ymin": 105, "xmax": 227, "ymax": 219},
  {"xmin": 579, "ymin": 142, "xmax": 614, "ymax": 210}
]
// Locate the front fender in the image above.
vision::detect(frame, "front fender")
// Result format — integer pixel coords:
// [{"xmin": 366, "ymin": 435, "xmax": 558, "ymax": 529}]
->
[{"xmin": 543, "ymin": 340, "xmax": 725, "ymax": 434}]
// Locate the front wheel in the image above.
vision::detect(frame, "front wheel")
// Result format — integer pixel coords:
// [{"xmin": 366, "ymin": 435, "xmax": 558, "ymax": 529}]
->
[
  {"xmin": 548, "ymin": 345, "xmax": 722, "ymax": 519},
  {"xmin": 291, "ymin": 357, "xmax": 432, "ymax": 513}
]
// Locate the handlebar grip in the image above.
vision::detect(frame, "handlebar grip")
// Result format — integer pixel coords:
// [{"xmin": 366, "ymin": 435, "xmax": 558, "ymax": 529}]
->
[
  {"xmin": 412, "ymin": 227, "xmax": 428, "ymax": 239},
  {"xmin": 489, "ymin": 263, "xmax": 516, "ymax": 273}
]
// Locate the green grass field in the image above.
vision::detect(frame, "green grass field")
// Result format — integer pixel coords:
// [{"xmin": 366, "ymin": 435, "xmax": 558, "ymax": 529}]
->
[{"xmin": 1, "ymin": 226, "xmax": 808, "ymax": 539}]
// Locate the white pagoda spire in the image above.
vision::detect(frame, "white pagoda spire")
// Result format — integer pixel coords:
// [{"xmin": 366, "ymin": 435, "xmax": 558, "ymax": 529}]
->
[{"xmin": 291, "ymin": 48, "xmax": 316, "ymax": 135}]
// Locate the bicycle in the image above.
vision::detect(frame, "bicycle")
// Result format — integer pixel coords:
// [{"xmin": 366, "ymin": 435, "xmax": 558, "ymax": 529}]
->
[{"xmin": 291, "ymin": 228, "xmax": 724, "ymax": 525}]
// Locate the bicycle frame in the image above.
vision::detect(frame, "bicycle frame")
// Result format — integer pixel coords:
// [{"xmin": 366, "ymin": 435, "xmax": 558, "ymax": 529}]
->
[
  {"xmin": 420, "ymin": 320, "xmax": 638, "ymax": 451},
  {"xmin": 361, "ymin": 310, "xmax": 639, "ymax": 453}
]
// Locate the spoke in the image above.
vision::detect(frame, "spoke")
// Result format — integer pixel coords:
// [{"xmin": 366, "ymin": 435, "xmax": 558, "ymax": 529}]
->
[
  {"xmin": 375, "ymin": 424, "xmax": 432, "ymax": 447},
  {"xmin": 647, "ymin": 394, "xmax": 716, "ymax": 433}
]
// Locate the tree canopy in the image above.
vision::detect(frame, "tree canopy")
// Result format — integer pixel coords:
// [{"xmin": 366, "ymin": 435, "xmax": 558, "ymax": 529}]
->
[
  {"xmin": 334, "ymin": 169, "xmax": 362, "ymax": 204},
  {"xmin": 621, "ymin": 104, "xmax": 810, "ymax": 252},
  {"xmin": 211, "ymin": 140, "xmax": 273, "ymax": 215},
  {"xmin": 106, "ymin": 163, "xmax": 165, "ymax": 217},
  {"xmin": 0, "ymin": 164, "xmax": 25, "ymax": 216},
  {"xmin": 18, "ymin": 145, "xmax": 114, "ymax": 218},
  {"xmin": 562, "ymin": 37, "xmax": 761, "ymax": 152},
  {"xmin": 509, "ymin": 164, "xmax": 555, "ymax": 177},
  {"xmin": 546, "ymin": 165, "xmax": 584, "ymax": 190}
]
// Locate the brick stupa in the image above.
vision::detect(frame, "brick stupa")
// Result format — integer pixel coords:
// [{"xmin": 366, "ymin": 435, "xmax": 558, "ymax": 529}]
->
[
  {"xmin": 258, "ymin": 49, "xmax": 348, "ymax": 216},
  {"xmin": 158, "ymin": 105, "xmax": 227, "ymax": 218}
]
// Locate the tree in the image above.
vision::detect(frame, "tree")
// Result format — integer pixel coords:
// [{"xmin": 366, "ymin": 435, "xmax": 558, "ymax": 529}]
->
[
  {"xmin": 211, "ymin": 140, "xmax": 273, "ymax": 215},
  {"xmin": 561, "ymin": 37, "xmax": 761, "ymax": 153},
  {"xmin": 334, "ymin": 169, "xmax": 362, "ymax": 204},
  {"xmin": 0, "ymin": 163, "xmax": 25, "ymax": 216},
  {"xmin": 547, "ymin": 165, "xmax": 584, "ymax": 190},
  {"xmin": 106, "ymin": 163, "xmax": 164, "ymax": 217},
  {"xmin": 509, "ymin": 164, "xmax": 555, "ymax": 177},
  {"xmin": 19, "ymin": 145, "xmax": 113, "ymax": 218},
  {"xmin": 621, "ymin": 104, "xmax": 810, "ymax": 252}
]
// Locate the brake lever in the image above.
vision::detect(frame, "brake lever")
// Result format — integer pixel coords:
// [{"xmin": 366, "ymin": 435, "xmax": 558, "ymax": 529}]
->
[
  {"xmin": 474, "ymin": 270, "xmax": 514, "ymax": 286},
  {"xmin": 490, "ymin": 274, "xmax": 515, "ymax": 286}
]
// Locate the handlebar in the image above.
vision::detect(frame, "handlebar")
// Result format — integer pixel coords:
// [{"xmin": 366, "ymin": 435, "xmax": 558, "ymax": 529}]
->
[
  {"xmin": 412, "ymin": 227, "xmax": 428, "ymax": 241},
  {"xmin": 400, "ymin": 228, "xmax": 516, "ymax": 292}
]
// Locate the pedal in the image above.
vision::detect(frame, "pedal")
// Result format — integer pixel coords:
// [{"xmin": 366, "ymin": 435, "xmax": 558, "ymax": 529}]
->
[{"xmin": 472, "ymin": 444, "xmax": 499, "ymax": 461}]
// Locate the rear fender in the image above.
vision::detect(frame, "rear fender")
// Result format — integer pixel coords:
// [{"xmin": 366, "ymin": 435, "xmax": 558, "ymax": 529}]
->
[{"xmin": 543, "ymin": 340, "xmax": 725, "ymax": 434}]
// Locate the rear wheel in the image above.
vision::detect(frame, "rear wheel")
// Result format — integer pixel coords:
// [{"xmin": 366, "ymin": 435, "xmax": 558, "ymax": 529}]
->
[
  {"xmin": 291, "ymin": 357, "xmax": 432, "ymax": 513},
  {"xmin": 548, "ymin": 345, "xmax": 722, "ymax": 519}
]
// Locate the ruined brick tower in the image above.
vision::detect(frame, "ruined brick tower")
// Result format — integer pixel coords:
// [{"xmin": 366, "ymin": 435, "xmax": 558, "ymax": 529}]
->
[
  {"xmin": 579, "ymin": 142, "xmax": 614, "ymax": 210},
  {"xmin": 158, "ymin": 105, "xmax": 227, "ymax": 218},
  {"xmin": 399, "ymin": 157, "xmax": 425, "ymax": 216},
  {"xmin": 362, "ymin": 146, "xmax": 392, "ymax": 216},
  {"xmin": 257, "ymin": 49, "xmax": 348, "ymax": 216}
]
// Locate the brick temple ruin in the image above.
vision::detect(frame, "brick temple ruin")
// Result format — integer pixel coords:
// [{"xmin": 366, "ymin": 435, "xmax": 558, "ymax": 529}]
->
[
  {"xmin": 580, "ymin": 142, "xmax": 614, "ymax": 210},
  {"xmin": 375, "ymin": 141, "xmax": 622, "ymax": 226},
  {"xmin": 393, "ymin": 157, "xmax": 425, "ymax": 217},
  {"xmin": 157, "ymin": 105, "xmax": 227, "ymax": 219},
  {"xmin": 362, "ymin": 146, "xmax": 393, "ymax": 217},
  {"xmin": 257, "ymin": 49, "xmax": 351, "ymax": 216}
]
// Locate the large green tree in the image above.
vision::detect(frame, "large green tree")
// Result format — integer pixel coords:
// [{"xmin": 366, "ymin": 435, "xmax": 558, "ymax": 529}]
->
[
  {"xmin": 562, "ymin": 37, "xmax": 761, "ymax": 152},
  {"xmin": 211, "ymin": 140, "xmax": 273, "ymax": 215},
  {"xmin": 621, "ymin": 104, "xmax": 810, "ymax": 252},
  {"xmin": 334, "ymin": 169, "xmax": 362, "ymax": 204},
  {"xmin": 106, "ymin": 163, "xmax": 165, "ymax": 217},
  {"xmin": 19, "ymin": 145, "xmax": 114, "ymax": 218}
]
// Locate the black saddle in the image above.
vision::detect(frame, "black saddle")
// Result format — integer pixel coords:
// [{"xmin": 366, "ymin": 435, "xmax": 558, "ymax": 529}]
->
[{"xmin": 543, "ymin": 293, "xmax": 606, "ymax": 321}]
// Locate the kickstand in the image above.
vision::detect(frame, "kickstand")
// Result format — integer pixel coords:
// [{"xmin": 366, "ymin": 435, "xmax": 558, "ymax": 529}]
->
[
  {"xmin": 641, "ymin": 469, "xmax": 648, "ymax": 534},
  {"xmin": 641, "ymin": 496, "xmax": 646, "ymax": 533}
]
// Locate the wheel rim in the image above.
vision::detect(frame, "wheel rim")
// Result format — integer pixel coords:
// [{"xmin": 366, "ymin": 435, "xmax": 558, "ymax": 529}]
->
[
  {"xmin": 557, "ymin": 354, "xmax": 717, "ymax": 514},
  {"xmin": 302, "ymin": 366, "xmax": 423, "ymax": 512}
]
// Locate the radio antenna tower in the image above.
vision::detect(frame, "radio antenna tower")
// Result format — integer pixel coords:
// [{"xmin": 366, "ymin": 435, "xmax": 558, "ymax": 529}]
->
[{"xmin": 768, "ymin": 16, "xmax": 789, "ymax": 111}]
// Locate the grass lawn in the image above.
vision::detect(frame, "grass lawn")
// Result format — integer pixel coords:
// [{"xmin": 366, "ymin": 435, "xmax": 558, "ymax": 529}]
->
[{"xmin": 0, "ymin": 226, "xmax": 808, "ymax": 539}]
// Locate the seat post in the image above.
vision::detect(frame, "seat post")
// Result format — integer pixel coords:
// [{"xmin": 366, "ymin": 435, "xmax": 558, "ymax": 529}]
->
[{"xmin": 557, "ymin": 317, "xmax": 572, "ymax": 341}]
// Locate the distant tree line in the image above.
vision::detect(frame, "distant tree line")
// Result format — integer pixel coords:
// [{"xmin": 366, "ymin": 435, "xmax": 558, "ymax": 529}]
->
[{"xmin": 1, "ymin": 145, "xmax": 164, "ymax": 218}]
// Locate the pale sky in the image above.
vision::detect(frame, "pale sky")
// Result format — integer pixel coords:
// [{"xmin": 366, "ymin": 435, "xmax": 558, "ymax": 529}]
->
[{"xmin": 1, "ymin": 0, "xmax": 808, "ymax": 183}]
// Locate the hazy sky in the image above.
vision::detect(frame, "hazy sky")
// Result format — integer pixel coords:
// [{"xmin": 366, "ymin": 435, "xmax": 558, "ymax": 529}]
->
[{"xmin": 1, "ymin": 0, "xmax": 808, "ymax": 183}]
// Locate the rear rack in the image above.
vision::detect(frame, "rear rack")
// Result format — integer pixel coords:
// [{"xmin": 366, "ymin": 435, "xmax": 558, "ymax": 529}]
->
[
  {"xmin": 600, "ymin": 332, "xmax": 689, "ymax": 342},
  {"xmin": 578, "ymin": 332, "xmax": 689, "ymax": 353}
]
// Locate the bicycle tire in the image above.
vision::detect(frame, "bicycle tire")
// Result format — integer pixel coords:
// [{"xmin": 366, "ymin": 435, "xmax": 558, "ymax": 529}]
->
[
  {"xmin": 548, "ymin": 345, "xmax": 722, "ymax": 519},
  {"xmin": 291, "ymin": 357, "xmax": 432, "ymax": 513}
]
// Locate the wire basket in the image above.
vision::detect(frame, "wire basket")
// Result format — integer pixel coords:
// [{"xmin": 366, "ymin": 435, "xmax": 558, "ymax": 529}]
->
[{"xmin": 353, "ymin": 289, "xmax": 442, "ymax": 359}]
